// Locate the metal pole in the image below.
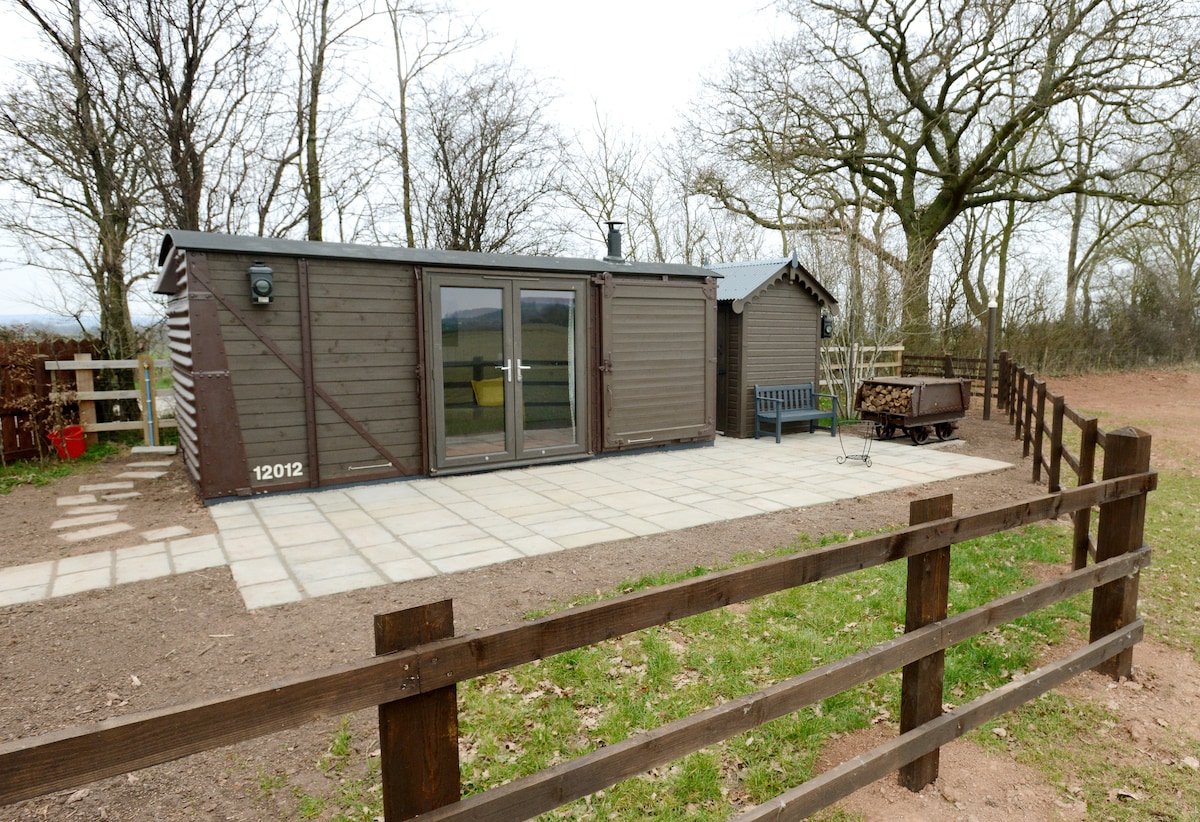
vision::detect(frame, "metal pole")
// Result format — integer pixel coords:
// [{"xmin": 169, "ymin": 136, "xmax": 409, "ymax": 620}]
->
[{"xmin": 983, "ymin": 293, "xmax": 997, "ymax": 421}]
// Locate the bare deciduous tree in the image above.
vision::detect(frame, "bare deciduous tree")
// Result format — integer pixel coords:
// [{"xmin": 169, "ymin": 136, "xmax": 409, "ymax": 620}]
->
[
  {"xmin": 378, "ymin": 0, "xmax": 485, "ymax": 248},
  {"xmin": 696, "ymin": 0, "xmax": 1200, "ymax": 332},
  {"xmin": 97, "ymin": 0, "xmax": 274, "ymax": 234},
  {"xmin": 415, "ymin": 58, "xmax": 564, "ymax": 254},
  {"xmin": 1, "ymin": 0, "xmax": 149, "ymax": 361}
]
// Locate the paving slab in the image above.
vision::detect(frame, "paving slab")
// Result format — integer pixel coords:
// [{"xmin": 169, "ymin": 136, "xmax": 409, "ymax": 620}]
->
[
  {"xmin": 79, "ymin": 482, "xmax": 135, "ymax": 493},
  {"xmin": 59, "ymin": 523, "xmax": 134, "ymax": 543},
  {"xmin": 51, "ymin": 513, "xmax": 120, "ymax": 530},
  {"xmin": 56, "ymin": 494, "xmax": 98, "ymax": 507},
  {"xmin": 3, "ymin": 433, "xmax": 1014, "ymax": 611},
  {"xmin": 131, "ymin": 445, "xmax": 178, "ymax": 455},
  {"xmin": 141, "ymin": 526, "xmax": 192, "ymax": 541},
  {"xmin": 116, "ymin": 471, "xmax": 168, "ymax": 480},
  {"xmin": 102, "ymin": 491, "xmax": 143, "ymax": 501}
]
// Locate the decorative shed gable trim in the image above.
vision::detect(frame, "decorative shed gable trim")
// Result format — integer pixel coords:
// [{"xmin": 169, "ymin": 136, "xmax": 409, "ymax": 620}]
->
[{"xmin": 706, "ymin": 252, "xmax": 839, "ymax": 315}]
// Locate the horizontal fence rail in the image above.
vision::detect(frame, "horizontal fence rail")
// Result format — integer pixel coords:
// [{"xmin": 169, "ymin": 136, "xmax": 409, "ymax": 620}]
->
[
  {"xmin": 0, "ymin": 449, "xmax": 1155, "ymax": 818},
  {"xmin": 45, "ymin": 355, "xmax": 175, "ymax": 446}
]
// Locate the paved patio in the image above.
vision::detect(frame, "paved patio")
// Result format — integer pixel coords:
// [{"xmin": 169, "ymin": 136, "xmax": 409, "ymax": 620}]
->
[{"xmin": 0, "ymin": 435, "xmax": 1012, "ymax": 610}]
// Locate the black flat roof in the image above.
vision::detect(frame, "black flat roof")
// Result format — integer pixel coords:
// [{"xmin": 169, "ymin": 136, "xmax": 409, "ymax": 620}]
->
[{"xmin": 157, "ymin": 230, "xmax": 715, "ymax": 289}]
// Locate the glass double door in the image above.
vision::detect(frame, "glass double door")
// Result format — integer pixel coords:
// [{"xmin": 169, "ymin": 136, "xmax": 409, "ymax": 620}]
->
[{"xmin": 431, "ymin": 275, "xmax": 586, "ymax": 471}]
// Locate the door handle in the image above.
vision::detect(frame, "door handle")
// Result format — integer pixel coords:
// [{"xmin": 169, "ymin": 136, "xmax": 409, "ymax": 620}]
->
[
  {"xmin": 496, "ymin": 360, "xmax": 512, "ymax": 382},
  {"xmin": 516, "ymin": 359, "xmax": 532, "ymax": 381}
]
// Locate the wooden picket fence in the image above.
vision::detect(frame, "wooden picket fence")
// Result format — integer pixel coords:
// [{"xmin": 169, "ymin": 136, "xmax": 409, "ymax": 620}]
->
[{"xmin": 0, "ymin": 429, "xmax": 1154, "ymax": 818}]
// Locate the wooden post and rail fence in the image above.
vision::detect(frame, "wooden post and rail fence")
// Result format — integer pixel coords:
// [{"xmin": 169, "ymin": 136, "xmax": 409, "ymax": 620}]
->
[
  {"xmin": 0, "ymin": 418, "xmax": 1154, "ymax": 818},
  {"xmin": 0, "ymin": 344, "xmax": 175, "ymax": 463},
  {"xmin": 44, "ymin": 353, "xmax": 176, "ymax": 448}
]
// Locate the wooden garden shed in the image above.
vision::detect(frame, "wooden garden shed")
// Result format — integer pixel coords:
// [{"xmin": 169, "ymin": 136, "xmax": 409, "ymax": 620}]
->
[
  {"xmin": 154, "ymin": 230, "xmax": 717, "ymax": 500},
  {"xmin": 706, "ymin": 253, "xmax": 838, "ymax": 438}
]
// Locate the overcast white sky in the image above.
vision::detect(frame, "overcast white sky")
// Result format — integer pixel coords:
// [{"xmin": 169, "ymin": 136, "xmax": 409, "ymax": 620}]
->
[{"xmin": 0, "ymin": 0, "xmax": 789, "ymax": 316}]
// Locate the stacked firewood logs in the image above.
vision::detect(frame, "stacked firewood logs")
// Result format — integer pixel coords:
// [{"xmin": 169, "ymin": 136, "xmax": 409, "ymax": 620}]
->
[{"xmin": 858, "ymin": 383, "xmax": 913, "ymax": 414}]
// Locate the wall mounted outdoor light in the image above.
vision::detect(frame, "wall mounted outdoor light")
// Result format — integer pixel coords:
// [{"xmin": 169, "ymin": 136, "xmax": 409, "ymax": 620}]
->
[{"xmin": 248, "ymin": 261, "xmax": 274, "ymax": 305}]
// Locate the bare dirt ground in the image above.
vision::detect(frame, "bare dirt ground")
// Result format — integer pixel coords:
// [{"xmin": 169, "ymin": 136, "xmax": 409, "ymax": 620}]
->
[{"xmin": 1, "ymin": 369, "xmax": 1198, "ymax": 821}]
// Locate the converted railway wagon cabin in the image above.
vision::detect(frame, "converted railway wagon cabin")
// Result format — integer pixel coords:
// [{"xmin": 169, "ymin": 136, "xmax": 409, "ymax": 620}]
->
[
  {"xmin": 155, "ymin": 230, "xmax": 718, "ymax": 500},
  {"xmin": 706, "ymin": 254, "xmax": 838, "ymax": 438}
]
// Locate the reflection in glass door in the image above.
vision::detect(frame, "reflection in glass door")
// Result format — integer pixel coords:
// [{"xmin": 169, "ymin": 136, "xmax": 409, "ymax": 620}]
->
[
  {"xmin": 433, "ymin": 277, "xmax": 585, "ymax": 470},
  {"xmin": 518, "ymin": 289, "xmax": 577, "ymax": 454},
  {"xmin": 439, "ymin": 285, "xmax": 511, "ymax": 461}
]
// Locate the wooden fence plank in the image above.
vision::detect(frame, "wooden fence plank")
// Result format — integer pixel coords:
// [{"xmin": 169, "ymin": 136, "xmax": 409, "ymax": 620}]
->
[
  {"xmin": 375, "ymin": 601, "xmax": 460, "ymax": 820},
  {"xmin": 734, "ymin": 621, "xmax": 1144, "ymax": 821},
  {"xmin": 899, "ymin": 495, "xmax": 953, "ymax": 790},
  {"xmin": 1032, "ymin": 380, "xmax": 1047, "ymax": 483},
  {"xmin": 417, "ymin": 551, "xmax": 1150, "ymax": 822},
  {"xmin": 0, "ymin": 477, "xmax": 1156, "ymax": 807},
  {"xmin": 1048, "ymin": 392, "xmax": 1065, "ymax": 492},
  {"xmin": 1073, "ymin": 417, "xmax": 1100, "ymax": 570},
  {"xmin": 1090, "ymin": 427, "xmax": 1152, "ymax": 679}
]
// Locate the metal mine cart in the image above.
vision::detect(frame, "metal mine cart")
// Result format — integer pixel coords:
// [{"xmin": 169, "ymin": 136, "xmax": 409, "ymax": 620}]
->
[{"xmin": 853, "ymin": 377, "xmax": 972, "ymax": 445}]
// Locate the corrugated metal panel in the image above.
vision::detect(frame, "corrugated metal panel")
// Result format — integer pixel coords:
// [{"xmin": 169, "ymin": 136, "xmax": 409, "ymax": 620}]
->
[
  {"xmin": 599, "ymin": 277, "xmax": 716, "ymax": 449},
  {"xmin": 162, "ymin": 249, "xmax": 200, "ymax": 484}
]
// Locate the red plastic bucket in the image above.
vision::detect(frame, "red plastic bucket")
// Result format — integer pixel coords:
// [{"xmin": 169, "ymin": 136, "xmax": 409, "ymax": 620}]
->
[{"xmin": 48, "ymin": 425, "xmax": 87, "ymax": 459}]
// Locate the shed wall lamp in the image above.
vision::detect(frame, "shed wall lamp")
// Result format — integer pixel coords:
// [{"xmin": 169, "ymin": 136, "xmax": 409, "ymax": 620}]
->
[{"xmin": 248, "ymin": 261, "xmax": 274, "ymax": 305}]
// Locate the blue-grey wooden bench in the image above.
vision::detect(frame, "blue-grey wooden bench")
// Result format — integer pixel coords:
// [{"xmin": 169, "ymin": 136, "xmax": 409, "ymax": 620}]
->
[{"xmin": 754, "ymin": 382, "xmax": 839, "ymax": 442}]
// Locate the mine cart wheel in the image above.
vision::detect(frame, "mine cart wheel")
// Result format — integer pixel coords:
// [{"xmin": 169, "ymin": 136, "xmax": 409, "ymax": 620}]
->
[
  {"xmin": 935, "ymin": 422, "xmax": 955, "ymax": 441},
  {"xmin": 876, "ymin": 423, "xmax": 896, "ymax": 440},
  {"xmin": 909, "ymin": 426, "xmax": 930, "ymax": 445}
]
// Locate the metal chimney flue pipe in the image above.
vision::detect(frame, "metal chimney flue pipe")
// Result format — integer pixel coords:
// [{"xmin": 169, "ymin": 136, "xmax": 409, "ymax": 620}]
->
[{"xmin": 603, "ymin": 220, "xmax": 625, "ymax": 263}]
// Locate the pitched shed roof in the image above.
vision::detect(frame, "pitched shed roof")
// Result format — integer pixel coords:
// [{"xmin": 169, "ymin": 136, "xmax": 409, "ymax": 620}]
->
[
  {"xmin": 705, "ymin": 252, "xmax": 838, "ymax": 315},
  {"xmin": 155, "ymin": 230, "xmax": 716, "ymax": 295}
]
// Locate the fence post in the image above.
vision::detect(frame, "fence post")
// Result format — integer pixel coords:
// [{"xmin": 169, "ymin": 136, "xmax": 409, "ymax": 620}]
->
[
  {"xmin": 74, "ymin": 353, "xmax": 99, "ymax": 446},
  {"xmin": 899, "ymin": 494, "xmax": 954, "ymax": 791},
  {"xmin": 1072, "ymin": 417, "xmax": 1100, "ymax": 570},
  {"xmin": 1022, "ymin": 371, "xmax": 1035, "ymax": 456},
  {"xmin": 1048, "ymin": 394, "xmax": 1064, "ymax": 493},
  {"xmin": 1009, "ymin": 366, "xmax": 1021, "ymax": 430},
  {"xmin": 375, "ymin": 600, "xmax": 461, "ymax": 819},
  {"xmin": 1031, "ymin": 380, "xmax": 1046, "ymax": 483},
  {"xmin": 997, "ymin": 351, "xmax": 1009, "ymax": 411},
  {"xmin": 942, "ymin": 354, "xmax": 954, "ymax": 378},
  {"xmin": 1089, "ymin": 427, "xmax": 1152, "ymax": 680},
  {"xmin": 137, "ymin": 355, "xmax": 160, "ymax": 447}
]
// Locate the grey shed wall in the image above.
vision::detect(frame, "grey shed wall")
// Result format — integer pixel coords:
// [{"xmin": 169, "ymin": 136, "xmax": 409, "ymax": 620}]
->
[{"xmin": 721, "ymin": 284, "xmax": 822, "ymax": 438}]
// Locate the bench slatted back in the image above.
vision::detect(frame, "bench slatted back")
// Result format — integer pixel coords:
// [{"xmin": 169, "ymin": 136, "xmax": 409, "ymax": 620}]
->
[{"xmin": 755, "ymin": 382, "xmax": 816, "ymax": 412}]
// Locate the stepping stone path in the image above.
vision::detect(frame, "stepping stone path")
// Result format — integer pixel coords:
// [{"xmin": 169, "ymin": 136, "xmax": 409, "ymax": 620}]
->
[{"xmin": 54, "ymin": 458, "xmax": 181, "ymax": 546}]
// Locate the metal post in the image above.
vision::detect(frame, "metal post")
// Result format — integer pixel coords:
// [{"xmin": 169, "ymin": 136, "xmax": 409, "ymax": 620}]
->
[{"xmin": 983, "ymin": 294, "xmax": 996, "ymax": 421}]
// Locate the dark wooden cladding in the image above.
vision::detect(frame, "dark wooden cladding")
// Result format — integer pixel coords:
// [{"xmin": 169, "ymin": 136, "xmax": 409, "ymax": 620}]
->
[
  {"xmin": 156, "ymin": 231, "xmax": 718, "ymax": 497},
  {"xmin": 600, "ymin": 277, "xmax": 716, "ymax": 448},
  {"xmin": 184, "ymin": 253, "xmax": 252, "ymax": 497},
  {"xmin": 193, "ymin": 253, "xmax": 421, "ymax": 491}
]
